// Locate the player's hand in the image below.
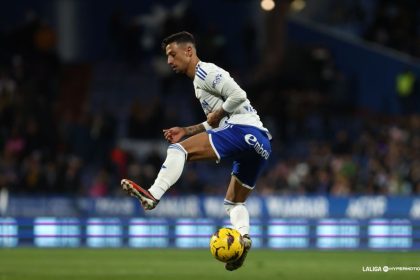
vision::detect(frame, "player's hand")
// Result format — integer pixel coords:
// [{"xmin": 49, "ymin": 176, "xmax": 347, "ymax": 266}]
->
[
  {"xmin": 163, "ymin": 127, "xmax": 186, "ymax": 143},
  {"xmin": 207, "ymin": 108, "xmax": 228, "ymax": 127}
]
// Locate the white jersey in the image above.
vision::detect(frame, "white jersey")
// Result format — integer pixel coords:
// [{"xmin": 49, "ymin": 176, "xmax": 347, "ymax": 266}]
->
[{"xmin": 193, "ymin": 61, "xmax": 270, "ymax": 137}]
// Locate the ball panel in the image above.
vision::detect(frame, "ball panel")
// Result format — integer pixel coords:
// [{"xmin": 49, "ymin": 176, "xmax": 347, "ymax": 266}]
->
[{"xmin": 209, "ymin": 227, "xmax": 244, "ymax": 263}]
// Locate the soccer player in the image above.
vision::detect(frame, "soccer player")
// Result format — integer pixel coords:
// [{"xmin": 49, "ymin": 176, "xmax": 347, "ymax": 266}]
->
[{"xmin": 121, "ymin": 31, "xmax": 271, "ymax": 271}]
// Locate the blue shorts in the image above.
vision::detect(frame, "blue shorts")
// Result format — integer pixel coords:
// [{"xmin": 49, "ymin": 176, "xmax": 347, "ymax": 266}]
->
[{"xmin": 207, "ymin": 124, "xmax": 272, "ymax": 189}]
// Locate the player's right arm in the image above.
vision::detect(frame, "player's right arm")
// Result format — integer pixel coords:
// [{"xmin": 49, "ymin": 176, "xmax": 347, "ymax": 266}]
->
[
  {"xmin": 206, "ymin": 108, "xmax": 228, "ymax": 127},
  {"xmin": 163, "ymin": 123, "xmax": 206, "ymax": 143}
]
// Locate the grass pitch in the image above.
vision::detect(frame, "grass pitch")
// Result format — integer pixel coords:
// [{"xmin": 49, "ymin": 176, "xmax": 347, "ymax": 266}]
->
[{"xmin": 0, "ymin": 249, "xmax": 419, "ymax": 280}]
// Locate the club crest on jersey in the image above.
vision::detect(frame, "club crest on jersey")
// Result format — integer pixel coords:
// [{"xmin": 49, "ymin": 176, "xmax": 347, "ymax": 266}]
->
[
  {"xmin": 212, "ymin": 73, "xmax": 223, "ymax": 88},
  {"xmin": 244, "ymin": 134, "xmax": 270, "ymax": 160}
]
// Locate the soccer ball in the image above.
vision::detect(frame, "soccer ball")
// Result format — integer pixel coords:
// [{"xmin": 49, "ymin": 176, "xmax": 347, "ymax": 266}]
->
[{"xmin": 209, "ymin": 228, "xmax": 244, "ymax": 263}]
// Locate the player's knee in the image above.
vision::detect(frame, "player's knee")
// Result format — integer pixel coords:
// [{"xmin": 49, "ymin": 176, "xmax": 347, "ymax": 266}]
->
[
  {"xmin": 224, "ymin": 199, "xmax": 245, "ymax": 215},
  {"xmin": 167, "ymin": 143, "xmax": 188, "ymax": 160}
]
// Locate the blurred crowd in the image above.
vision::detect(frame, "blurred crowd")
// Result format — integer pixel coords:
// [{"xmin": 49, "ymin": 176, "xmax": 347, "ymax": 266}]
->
[
  {"xmin": 259, "ymin": 115, "xmax": 420, "ymax": 196},
  {"xmin": 0, "ymin": 3, "xmax": 419, "ymax": 198}
]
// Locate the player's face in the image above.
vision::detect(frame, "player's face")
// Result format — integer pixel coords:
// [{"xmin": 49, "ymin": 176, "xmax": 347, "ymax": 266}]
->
[{"xmin": 165, "ymin": 42, "xmax": 192, "ymax": 74}]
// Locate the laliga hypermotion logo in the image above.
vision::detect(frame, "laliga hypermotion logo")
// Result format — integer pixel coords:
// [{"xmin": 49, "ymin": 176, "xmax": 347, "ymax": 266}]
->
[{"xmin": 244, "ymin": 134, "xmax": 270, "ymax": 160}]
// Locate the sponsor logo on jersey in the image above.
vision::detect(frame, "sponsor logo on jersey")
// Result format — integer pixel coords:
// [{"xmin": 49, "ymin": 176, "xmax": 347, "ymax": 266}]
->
[{"xmin": 244, "ymin": 134, "xmax": 270, "ymax": 160}]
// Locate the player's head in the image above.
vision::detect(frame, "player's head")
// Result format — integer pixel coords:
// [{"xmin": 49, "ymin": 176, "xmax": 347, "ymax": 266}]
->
[{"xmin": 162, "ymin": 31, "xmax": 197, "ymax": 75}]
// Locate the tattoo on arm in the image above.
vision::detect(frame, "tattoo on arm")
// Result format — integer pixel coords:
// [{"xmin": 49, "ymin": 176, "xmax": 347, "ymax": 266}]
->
[{"xmin": 184, "ymin": 124, "xmax": 206, "ymax": 136}]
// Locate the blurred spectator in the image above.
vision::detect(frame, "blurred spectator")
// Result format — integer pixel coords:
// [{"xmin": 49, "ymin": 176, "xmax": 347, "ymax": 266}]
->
[
  {"xmin": 127, "ymin": 97, "xmax": 163, "ymax": 139},
  {"xmin": 89, "ymin": 168, "xmax": 110, "ymax": 197}
]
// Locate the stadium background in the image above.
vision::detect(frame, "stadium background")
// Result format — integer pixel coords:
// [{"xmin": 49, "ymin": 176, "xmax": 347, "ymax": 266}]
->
[{"xmin": 1, "ymin": 0, "xmax": 420, "ymax": 279}]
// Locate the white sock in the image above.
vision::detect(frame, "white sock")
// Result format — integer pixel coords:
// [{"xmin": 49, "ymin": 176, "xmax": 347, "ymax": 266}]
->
[
  {"xmin": 148, "ymin": 144, "xmax": 187, "ymax": 200},
  {"xmin": 224, "ymin": 200, "xmax": 250, "ymax": 236}
]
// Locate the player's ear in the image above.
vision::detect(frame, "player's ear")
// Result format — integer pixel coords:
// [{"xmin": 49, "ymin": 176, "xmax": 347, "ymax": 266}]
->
[{"xmin": 186, "ymin": 46, "xmax": 193, "ymax": 57}]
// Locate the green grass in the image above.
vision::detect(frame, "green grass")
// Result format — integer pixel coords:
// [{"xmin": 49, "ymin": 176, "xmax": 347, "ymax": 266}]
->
[{"xmin": 0, "ymin": 249, "xmax": 420, "ymax": 280}]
